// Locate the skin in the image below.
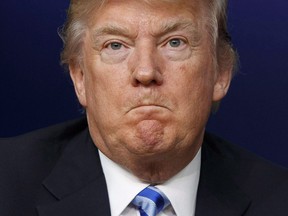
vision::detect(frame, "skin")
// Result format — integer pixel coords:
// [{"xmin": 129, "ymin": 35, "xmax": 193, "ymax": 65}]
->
[{"xmin": 69, "ymin": 0, "xmax": 232, "ymax": 183}]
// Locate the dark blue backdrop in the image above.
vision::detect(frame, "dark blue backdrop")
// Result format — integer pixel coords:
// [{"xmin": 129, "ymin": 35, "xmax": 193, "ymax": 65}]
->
[{"xmin": 1, "ymin": 1, "xmax": 288, "ymax": 168}]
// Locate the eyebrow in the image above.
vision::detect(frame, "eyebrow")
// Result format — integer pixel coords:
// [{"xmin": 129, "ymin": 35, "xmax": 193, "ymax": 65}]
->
[
  {"xmin": 153, "ymin": 20, "xmax": 202, "ymax": 42},
  {"xmin": 92, "ymin": 24, "xmax": 136, "ymax": 40},
  {"xmin": 155, "ymin": 20, "xmax": 197, "ymax": 35},
  {"xmin": 91, "ymin": 19, "xmax": 201, "ymax": 43}
]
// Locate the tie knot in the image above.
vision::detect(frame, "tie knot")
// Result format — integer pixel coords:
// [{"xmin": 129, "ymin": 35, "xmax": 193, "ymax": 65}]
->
[{"xmin": 132, "ymin": 186, "xmax": 170, "ymax": 216}]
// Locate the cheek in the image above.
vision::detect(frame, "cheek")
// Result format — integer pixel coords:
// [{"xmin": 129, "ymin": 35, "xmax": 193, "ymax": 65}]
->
[
  {"xmin": 84, "ymin": 61, "xmax": 130, "ymax": 114},
  {"xmin": 170, "ymin": 60, "xmax": 214, "ymax": 94},
  {"xmin": 167, "ymin": 61, "xmax": 215, "ymax": 115}
]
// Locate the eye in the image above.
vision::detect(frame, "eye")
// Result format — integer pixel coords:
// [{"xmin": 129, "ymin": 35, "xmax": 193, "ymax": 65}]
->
[
  {"xmin": 107, "ymin": 42, "xmax": 123, "ymax": 50},
  {"xmin": 168, "ymin": 38, "xmax": 183, "ymax": 48}
]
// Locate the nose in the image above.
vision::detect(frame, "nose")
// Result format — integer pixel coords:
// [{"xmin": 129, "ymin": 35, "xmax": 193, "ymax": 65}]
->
[{"xmin": 130, "ymin": 44, "xmax": 163, "ymax": 87}]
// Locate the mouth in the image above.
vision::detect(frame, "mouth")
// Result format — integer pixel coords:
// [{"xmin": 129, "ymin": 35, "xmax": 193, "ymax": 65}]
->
[
  {"xmin": 125, "ymin": 92, "xmax": 172, "ymax": 114},
  {"xmin": 126, "ymin": 104, "xmax": 170, "ymax": 114},
  {"xmin": 135, "ymin": 104, "xmax": 166, "ymax": 108}
]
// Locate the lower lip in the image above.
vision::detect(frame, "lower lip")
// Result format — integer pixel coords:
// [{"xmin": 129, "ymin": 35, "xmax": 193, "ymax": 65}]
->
[
  {"xmin": 133, "ymin": 105, "xmax": 164, "ymax": 111},
  {"xmin": 128, "ymin": 106, "xmax": 170, "ymax": 122},
  {"xmin": 130, "ymin": 105, "xmax": 168, "ymax": 116}
]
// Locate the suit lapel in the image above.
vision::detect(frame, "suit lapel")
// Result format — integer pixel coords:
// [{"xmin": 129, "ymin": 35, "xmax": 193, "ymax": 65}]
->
[
  {"xmin": 36, "ymin": 122, "xmax": 252, "ymax": 216},
  {"xmin": 36, "ymin": 128, "xmax": 111, "ymax": 216},
  {"xmin": 195, "ymin": 133, "xmax": 252, "ymax": 216},
  {"xmin": 37, "ymin": 179, "xmax": 110, "ymax": 216}
]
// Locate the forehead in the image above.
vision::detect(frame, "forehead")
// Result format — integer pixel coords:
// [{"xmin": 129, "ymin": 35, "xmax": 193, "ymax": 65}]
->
[{"xmin": 86, "ymin": 0, "xmax": 207, "ymax": 29}]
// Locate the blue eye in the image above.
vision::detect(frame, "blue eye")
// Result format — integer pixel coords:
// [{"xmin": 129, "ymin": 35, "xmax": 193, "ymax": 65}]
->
[
  {"xmin": 109, "ymin": 42, "xmax": 123, "ymax": 50},
  {"xmin": 168, "ymin": 39, "xmax": 182, "ymax": 47}
]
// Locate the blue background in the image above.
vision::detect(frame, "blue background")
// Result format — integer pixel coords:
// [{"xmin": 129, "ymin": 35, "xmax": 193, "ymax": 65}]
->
[{"xmin": 1, "ymin": 1, "xmax": 288, "ymax": 167}]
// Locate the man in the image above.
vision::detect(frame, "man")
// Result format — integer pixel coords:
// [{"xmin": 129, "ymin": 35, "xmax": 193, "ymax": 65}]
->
[{"xmin": 1, "ymin": 0, "xmax": 288, "ymax": 216}]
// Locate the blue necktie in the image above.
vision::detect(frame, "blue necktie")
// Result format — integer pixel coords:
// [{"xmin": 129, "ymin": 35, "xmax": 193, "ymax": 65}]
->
[{"xmin": 132, "ymin": 186, "xmax": 171, "ymax": 216}]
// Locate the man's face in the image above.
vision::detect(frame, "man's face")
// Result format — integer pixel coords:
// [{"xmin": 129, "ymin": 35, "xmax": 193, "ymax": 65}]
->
[{"xmin": 70, "ymin": 0, "xmax": 231, "ymax": 181}]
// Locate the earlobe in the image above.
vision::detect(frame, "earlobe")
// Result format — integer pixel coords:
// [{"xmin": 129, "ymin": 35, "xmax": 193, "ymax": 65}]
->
[
  {"xmin": 212, "ymin": 68, "xmax": 232, "ymax": 102},
  {"xmin": 69, "ymin": 63, "xmax": 87, "ymax": 107}
]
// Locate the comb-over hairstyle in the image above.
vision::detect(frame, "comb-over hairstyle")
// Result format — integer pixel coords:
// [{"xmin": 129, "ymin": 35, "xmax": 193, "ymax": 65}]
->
[{"xmin": 59, "ymin": 0, "xmax": 237, "ymax": 76}]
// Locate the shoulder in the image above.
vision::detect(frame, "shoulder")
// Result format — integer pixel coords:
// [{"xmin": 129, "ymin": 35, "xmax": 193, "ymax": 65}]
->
[
  {"xmin": 0, "ymin": 117, "xmax": 88, "ymax": 169},
  {"xmin": 203, "ymin": 131, "xmax": 288, "ymax": 176},
  {"xmin": 0, "ymin": 117, "xmax": 88, "ymax": 188},
  {"xmin": 203, "ymin": 132, "xmax": 288, "ymax": 213},
  {"xmin": 0, "ymin": 117, "xmax": 88, "ymax": 154},
  {"xmin": 0, "ymin": 117, "xmax": 89, "ymax": 215}
]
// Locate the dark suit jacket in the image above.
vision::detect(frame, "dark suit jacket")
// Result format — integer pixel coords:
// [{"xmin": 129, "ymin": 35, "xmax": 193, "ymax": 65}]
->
[{"xmin": 1, "ymin": 117, "xmax": 288, "ymax": 216}]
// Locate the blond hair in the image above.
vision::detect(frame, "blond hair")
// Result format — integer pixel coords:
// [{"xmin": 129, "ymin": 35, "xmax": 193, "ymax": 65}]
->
[{"xmin": 59, "ymin": 0, "xmax": 237, "ymax": 75}]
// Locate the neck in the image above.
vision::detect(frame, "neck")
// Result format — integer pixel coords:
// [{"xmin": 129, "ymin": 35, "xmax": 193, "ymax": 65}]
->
[{"xmin": 122, "ymin": 145, "xmax": 201, "ymax": 184}]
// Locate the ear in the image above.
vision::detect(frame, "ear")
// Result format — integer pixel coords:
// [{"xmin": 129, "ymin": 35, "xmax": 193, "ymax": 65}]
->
[
  {"xmin": 69, "ymin": 63, "xmax": 87, "ymax": 107},
  {"xmin": 212, "ymin": 66, "xmax": 232, "ymax": 102}
]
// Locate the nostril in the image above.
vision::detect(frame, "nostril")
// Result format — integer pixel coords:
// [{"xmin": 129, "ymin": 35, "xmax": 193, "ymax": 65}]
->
[
  {"xmin": 132, "ymin": 76, "xmax": 158, "ymax": 87},
  {"xmin": 131, "ymin": 66, "xmax": 163, "ymax": 87},
  {"xmin": 132, "ymin": 78, "xmax": 141, "ymax": 87}
]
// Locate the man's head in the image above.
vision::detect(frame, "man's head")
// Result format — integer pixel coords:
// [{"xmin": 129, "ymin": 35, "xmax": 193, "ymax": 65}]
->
[{"xmin": 61, "ymin": 0, "xmax": 235, "ymax": 183}]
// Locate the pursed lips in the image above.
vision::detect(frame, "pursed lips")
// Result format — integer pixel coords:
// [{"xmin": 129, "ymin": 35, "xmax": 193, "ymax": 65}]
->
[
  {"xmin": 126, "ymin": 103, "xmax": 171, "ymax": 114},
  {"xmin": 124, "ymin": 93, "xmax": 173, "ymax": 114}
]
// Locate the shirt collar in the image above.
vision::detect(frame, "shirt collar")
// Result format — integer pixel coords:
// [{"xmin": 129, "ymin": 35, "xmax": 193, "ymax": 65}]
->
[{"xmin": 99, "ymin": 149, "xmax": 201, "ymax": 216}]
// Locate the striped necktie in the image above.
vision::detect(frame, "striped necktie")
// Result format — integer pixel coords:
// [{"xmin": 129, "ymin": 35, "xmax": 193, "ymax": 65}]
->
[{"xmin": 132, "ymin": 186, "xmax": 171, "ymax": 216}]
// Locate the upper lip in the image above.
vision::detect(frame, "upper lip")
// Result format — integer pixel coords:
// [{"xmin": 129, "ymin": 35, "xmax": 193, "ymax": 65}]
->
[
  {"xmin": 125, "ymin": 92, "xmax": 172, "ymax": 113},
  {"xmin": 134, "ymin": 104, "xmax": 165, "ymax": 108}
]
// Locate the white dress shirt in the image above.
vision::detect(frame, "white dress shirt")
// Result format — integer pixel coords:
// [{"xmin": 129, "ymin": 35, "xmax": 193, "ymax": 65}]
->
[{"xmin": 99, "ymin": 149, "xmax": 201, "ymax": 216}]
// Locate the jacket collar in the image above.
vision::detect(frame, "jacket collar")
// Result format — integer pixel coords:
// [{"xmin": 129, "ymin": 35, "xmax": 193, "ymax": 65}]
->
[
  {"xmin": 36, "ymin": 127, "xmax": 111, "ymax": 216},
  {"xmin": 36, "ymin": 120, "xmax": 251, "ymax": 216},
  {"xmin": 195, "ymin": 133, "xmax": 252, "ymax": 216}
]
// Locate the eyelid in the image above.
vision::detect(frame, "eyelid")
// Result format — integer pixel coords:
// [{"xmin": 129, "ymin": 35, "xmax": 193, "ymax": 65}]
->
[
  {"xmin": 103, "ymin": 39, "xmax": 135, "ymax": 52},
  {"xmin": 161, "ymin": 36, "xmax": 187, "ymax": 47},
  {"xmin": 104, "ymin": 40, "xmax": 123, "ymax": 48}
]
